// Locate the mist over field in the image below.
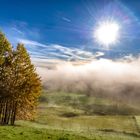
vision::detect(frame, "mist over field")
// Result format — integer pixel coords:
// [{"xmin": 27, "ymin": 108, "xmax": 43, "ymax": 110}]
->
[{"xmin": 37, "ymin": 56, "xmax": 140, "ymax": 105}]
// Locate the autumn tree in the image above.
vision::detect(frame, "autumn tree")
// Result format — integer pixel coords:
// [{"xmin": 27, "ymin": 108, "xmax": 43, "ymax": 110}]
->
[
  {"xmin": 0, "ymin": 32, "xmax": 13, "ymax": 125},
  {"xmin": 13, "ymin": 44, "xmax": 41, "ymax": 122},
  {"xmin": 0, "ymin": 32, "xmax": 41, "ymax": 125}
]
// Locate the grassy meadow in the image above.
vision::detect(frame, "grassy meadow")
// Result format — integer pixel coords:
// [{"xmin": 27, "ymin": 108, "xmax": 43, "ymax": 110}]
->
[{"xmin": 0, "ymin": 91, "xmax": 140, "ymax": 140}]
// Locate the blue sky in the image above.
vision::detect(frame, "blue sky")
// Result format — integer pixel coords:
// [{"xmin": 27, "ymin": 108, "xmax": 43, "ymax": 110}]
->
[{"xmin": 1, "ymin": 0, "xmax": 140, "ymax": 62}]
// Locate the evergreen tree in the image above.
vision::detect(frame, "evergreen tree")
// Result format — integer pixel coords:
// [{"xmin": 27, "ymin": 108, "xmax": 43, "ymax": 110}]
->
[
  {"xmin": 0, "ymin": 32, "xmax": 41, "ymax": 125},
  {"xmin": 0, "ymin": 32, "xmax": 13, "ymax": 124},
  {"xmin": 13, "ymin": 44, "xmax": 41, "ymax": 121}
]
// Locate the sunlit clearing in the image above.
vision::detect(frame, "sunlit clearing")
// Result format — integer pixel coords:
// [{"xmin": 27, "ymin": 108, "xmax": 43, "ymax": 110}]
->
[{"xmin": 94, "ymin": 21, "xmax": 120, "ymax": 47}]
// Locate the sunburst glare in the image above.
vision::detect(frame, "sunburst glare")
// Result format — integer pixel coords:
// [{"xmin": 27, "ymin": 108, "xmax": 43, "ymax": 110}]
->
[{"xmin": 94, "ymin": 21, "xmax": 120, "ymax": 47}]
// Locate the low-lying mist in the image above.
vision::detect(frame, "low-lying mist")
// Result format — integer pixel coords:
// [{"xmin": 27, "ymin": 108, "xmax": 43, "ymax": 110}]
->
[{"xmin": 37, "ymin": 56, "xmax": 140, "ymax": 106}]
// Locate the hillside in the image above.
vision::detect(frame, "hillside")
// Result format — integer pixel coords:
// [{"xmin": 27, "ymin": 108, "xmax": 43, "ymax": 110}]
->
[{"xmin": 0, "ymin": 91, "xmax": 139, "ymax": 140}]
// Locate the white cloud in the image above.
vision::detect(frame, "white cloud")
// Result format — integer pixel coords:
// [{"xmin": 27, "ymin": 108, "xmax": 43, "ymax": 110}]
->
[
  {"xmin": 17, "ymin": 38, "xmax": 104, "ymax": 62},
  {"xmin": 18, "ymin": 38, "xmax": 47, "ymax": 48}
]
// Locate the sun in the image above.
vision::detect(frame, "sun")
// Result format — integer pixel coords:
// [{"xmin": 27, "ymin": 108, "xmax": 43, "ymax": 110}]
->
[{"xmin": 94, "ymin": 21, "xmax": 120, "ymax": 47}]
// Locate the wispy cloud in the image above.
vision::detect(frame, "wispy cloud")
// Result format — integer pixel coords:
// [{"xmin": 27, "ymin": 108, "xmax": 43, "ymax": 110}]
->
[
  {"xmin": 62, "ymin": 17, "xmax": 71, "ymax": 22},
  {"xmin": 11, "ymin": 27, "xmax": 24, "ymax": 36},
  {"xmin": 18, "ymin": 38, "xmax": 47, "ymax": 48},
  {"xmin": 1, "ymin": 20, "xmax": 41, "ymax": 45},
  {"xmin": 18, "ymin": 38, "xmax": 104, "ymax": 63}
]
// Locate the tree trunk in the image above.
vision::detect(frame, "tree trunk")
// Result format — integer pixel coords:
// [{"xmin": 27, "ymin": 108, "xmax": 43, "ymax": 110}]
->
[
  {"xmin": 3, "ymin": 99, "xmax": 8, "ymax": 124},
  {"xmin": 0, "ymin": 100, "xmax": 3, "ymax": 123},
  {"xmin": 1, "ymin": 99, "xmax": 6, "ymax": 125},
  {"xmin": 11, "ymin": 101, "xmax": 17, "ymax": 125},
  {"xmin": 6, "ymin": 103, "xmax": 11, "ymax": 124}
]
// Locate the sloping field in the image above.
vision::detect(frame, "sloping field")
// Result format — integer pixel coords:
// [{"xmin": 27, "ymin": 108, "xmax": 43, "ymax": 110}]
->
[{"xmin": 0, "ymin": 91, "xmax": 140, "ymax": 140}]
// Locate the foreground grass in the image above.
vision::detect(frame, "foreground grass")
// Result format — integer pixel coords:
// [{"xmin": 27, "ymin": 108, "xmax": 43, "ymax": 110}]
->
[
  {"xmin": 0, "ymin": 124, "xmax": 140, "ymax": 140},
  {"xmin": 0, "ymin": 126, "xmax": 89, "ymax": 140}
]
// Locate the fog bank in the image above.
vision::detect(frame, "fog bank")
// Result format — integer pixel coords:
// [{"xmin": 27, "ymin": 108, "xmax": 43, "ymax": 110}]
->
[{"xmin": 37, "ymin": 57, "xmax": 140, "ymax": 105}]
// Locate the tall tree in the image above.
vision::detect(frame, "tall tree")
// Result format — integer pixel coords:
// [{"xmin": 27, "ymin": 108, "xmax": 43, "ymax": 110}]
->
[
  {"xmin": 13, "ymin": 44, "xmax": 41, "ymax": 122},
  {"xmin": 0, "ymin": 32, "xmax": 41, "ymax": 125},
  {"xmin": 0, "ymin": 32, "xmax": 13, "ymax": 125}
]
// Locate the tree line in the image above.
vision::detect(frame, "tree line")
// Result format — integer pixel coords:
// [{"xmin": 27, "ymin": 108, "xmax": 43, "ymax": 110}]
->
[{"xmin": 0, "ymin": 32, "xmax": 41, "ymax": 125}]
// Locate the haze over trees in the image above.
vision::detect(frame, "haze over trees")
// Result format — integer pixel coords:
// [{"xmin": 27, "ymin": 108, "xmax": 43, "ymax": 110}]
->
[{"xmin": 0, "ymin": 32, "xmax": 41, "ymax": 125}]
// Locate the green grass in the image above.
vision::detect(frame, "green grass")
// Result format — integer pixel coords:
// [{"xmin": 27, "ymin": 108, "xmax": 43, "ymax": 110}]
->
[
  {"xmin": 0, "ymin": 124, "xmax": 140, "ymax": 140},
  {"xmin": 0, "ymin": 126, "xmax": 90, "ymax": 140},
  {"xmin": 37, "ymin": 106, "xmax": 138, "ymax": 133},
  {"xmin": 0, "ymin": 91, "xmax": 140, "ymax": 140},
  {"xmin": 135, "ymin": 116, "xmax": 140, "ymax": 127},
  {"xmin": 40, "ymin": 91, "xmax": 140, "ymax": 115}
]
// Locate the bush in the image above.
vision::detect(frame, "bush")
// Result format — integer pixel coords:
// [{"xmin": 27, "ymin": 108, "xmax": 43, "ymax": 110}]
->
[{"xmin": 60, "ymin": 112, "xmax": 79, "ymax": 118}]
